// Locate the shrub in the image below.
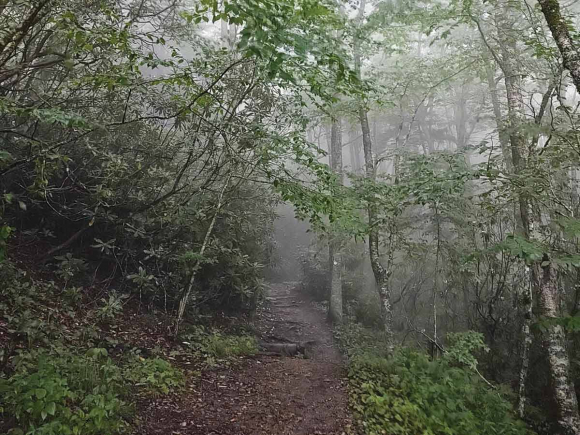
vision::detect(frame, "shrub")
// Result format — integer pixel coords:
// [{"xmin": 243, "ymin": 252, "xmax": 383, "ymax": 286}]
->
[
  {"xmin": 202, "ymin": 333, "xmax": 257, "ymax": 358},
  {"xmin": 297, "ymin": 247, "xmax": 329, "ymax": 301},
  {"xmin": 0, "ymin": 348, "xmax": 128, "ymax": 435},
  {"xmin": 335, "ymin": 321, "xmax": 390, "ymax": 360},
  {"xmin": 96, "ymin": 291, "xmax": 128, "ymax": 323},
  {"xmin": 337, "ymin": 324, "xmax": 531, "ymax": 435},
  {"xmin": 348, "ymin": 349, "xmax": 530, "ymax": 435},
  {"xmin": 180, "ymin": 326, "xmax": 258, "ymax": 361},
  {"xmin": 0, "ymin": 347, "xmax": 184, "ymax": 434},
  {"xmin": 123, "ymin": 356, "xmax": 184, "ymax": 395}
]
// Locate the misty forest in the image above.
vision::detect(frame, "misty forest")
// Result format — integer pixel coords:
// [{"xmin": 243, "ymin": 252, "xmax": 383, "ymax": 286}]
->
[{"xmin": 4, "ymin": 0, "xmax": 580, "ymax": 434}]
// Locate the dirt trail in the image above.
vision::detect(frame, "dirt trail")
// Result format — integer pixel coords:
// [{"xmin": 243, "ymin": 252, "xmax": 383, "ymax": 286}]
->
[{"xmin": 141, "ymin": 282, "xmax": 352, "ymax": 434}]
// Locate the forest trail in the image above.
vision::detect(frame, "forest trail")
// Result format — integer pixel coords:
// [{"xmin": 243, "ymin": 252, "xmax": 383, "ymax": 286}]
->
[{"xmin": 141, "ymin": 282, "xmax": 353, "ymax": 435}]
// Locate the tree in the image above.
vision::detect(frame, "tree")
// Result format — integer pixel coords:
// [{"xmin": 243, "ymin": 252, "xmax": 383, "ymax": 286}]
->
[
  {"xmin": 537, "ymin": 0, "xmax": 580, "ymax": 94},
  {"xmin": 328, "ymin": 116, "xmax": 344, "ymax": 323},
  {"xmin": 466, "ymin": 0, "xmax": 580, "ymax": 431},
  {"xmin": 354, "ymin": 0, "xmax": 394, "ymax": 350}
]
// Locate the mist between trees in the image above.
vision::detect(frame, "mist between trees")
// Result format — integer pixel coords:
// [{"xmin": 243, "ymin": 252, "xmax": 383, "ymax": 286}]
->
[{"xmin": 1, "ymin": 0, "xmax": 580, "ymax": 434}]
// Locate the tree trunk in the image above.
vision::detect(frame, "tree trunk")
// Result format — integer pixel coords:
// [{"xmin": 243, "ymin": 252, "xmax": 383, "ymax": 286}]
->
[
  {"xmin": 517, "ymin": 278, "xmax": 533, "ymax": 418},
  {"xmin": 494, "ymin": 7, "xmax": 580, "ymax": 431},
  {"xmin": 533, "ymin": 260, "xmax": 580, "ymax": 434},
  {"xmin": 349, "ymin": 127, "xmax": 362, "ymax": 174},
  {"xmin": 355, "ymin": 0, "xmax": 393, "ymax": 352},
  {"xmin": 537, "ymin": 0, "xmax": 580, "ymax": 95},
  {"xmin": 484, "ymin": 58, "xmax": 512, "ymax": 171},
  {"xmin": 328, "ymin": 118, "xmax": 343, "ymax": 324},
  {"xmin": 361, "ymin": 107, "xmax": 392, "ymax": 347},
  {"xmin": 174, "ymin": 175, "xmax": 230, "ymax": 336}
]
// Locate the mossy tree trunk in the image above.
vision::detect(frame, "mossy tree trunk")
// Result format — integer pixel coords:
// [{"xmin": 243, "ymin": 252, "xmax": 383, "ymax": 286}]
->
[{"xmin": 537, "ymin": 0, "xmax": 580, "ymax": 94}]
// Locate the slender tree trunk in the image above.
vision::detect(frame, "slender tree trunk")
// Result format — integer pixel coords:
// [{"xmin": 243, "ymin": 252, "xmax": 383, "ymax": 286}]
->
[
  {"xmin": 349, "ymin": 127, "xmax": 357, "ymax": 173},
  {"xmin": 355, "ymin": 0, "xmax": 393, "ymax": 351},
  {"xmin": 433, "ymin": 204, "xmax": 441, "ymax": 358},
  {"xmin": 349, "ymin": 126, "xmax": 362, "ymax": 174},
  {"xmin": 361, "ymin": 107, "xmax": 393, "ymax": 350},
  {"xmin": 517, "ymin": 278, "xmax": 533, "ymax": 418},
  {"xmin": 484, "ymin": 59, "xmax": 512, "ymax": 171},
  {"xmin": 501, "ymin": 45, "xmax": 538, "ymax": 424},
  {"xmin": 328, "ymin": 118, "xmax": 343, "ymax": 324},
  {"xmin": 537, "ymin": 0, "xmax": 580, "ymax": 95},
  {"xmin": 532, "ymin": 260, "xmax": 580, "ymax": 434},
  {"xmin": 496, "ymin": 8, "xmax": 580, "ymax": 431},
  {"xmin": 174, "ymin": 175, "xmax": 230, "ymax": 336}
]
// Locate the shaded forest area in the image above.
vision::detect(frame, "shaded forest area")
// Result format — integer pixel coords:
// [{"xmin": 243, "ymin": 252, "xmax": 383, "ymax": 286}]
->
[{"xmin": 1, "ymin": 0, "xmax": 580, "ymax": 434}]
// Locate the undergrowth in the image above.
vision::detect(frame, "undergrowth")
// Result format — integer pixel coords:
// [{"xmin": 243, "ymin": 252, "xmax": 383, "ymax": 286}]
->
[
  {"xmin": 178, "ymin": 325, "xmax": 257, "ymax": 365},
  {"xmin": 0, "ymin": 261, "xmax": 246, "ymax": 434},
  {"xmin": 0, "ymin": 347, "xmax": 184, "ymax": 435},
  {"xmin": 336, "ymin": 322, "xmax": 532, "ymax": 435}
]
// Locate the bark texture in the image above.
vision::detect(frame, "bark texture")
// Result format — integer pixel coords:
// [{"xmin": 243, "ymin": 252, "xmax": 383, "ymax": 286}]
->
[
  {"xmin": 492, "ymin": 6, "xmax": 580, "ymax": 430},
  {"xmin": 328, "ymin": 118, "xmax": 343, "ymax": 324},
  {"xmin": 484, "ymin": 59, "xmax": 512, "ymax": 171},
  {"xmin": 537, "ymin": 0, "xmax": 580, "ymax": 94},
  {"xmin": 517, "ymin": 280, "xmax": 533, "ymax": 418},
  {"xmin": 533, "ymin": 261, "xmax": 580, "ymax": 434},
  {"xmin": 355, "ymin": 0, "xmax": 393, "ymax": 351}
]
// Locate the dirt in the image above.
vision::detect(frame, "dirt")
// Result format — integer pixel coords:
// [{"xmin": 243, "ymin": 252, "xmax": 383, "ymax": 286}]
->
[{"xmin": 139, "ymin": 282, "xmax": 353, "ymax": 435}]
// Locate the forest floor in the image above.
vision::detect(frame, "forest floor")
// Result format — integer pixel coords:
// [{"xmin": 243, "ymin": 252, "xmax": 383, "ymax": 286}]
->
[{"xmin": 139, "ymin": 282, "xmax": 353, "ymax": 435}]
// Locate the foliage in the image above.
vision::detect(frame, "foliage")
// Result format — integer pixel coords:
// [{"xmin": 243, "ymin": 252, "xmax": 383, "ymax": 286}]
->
[
  {"xmin": 535, "ymin": 315, "xmax": 580, "ymax": 334},
  {"xmin": 297, "ymin": 245, "xmax": 330, "ymax": 301},
  {"xmin": 180, "ymin": 326, "xmax": 258, "ymax": 361},
  {"xmin": 54, "ymin": 255, "xmax": 87, "ymax": 287},
  {"xmin": 96, "ymin": 291, "xmax": 128, "ymax": 322},
  {"xmin": 122, "ymin": 356, "xmax": 184, "ymax": 395},
  {"xmin": 0, "ymin": 346, "xmax": 184, "ymax": 434},
  {"xmin": 201, "ymin": 333, "xmax": 258, "ymax": 359},
  {"xmin": 2, "ymin": 0, "xmax": 580, "ymax": 432},
  {"xmin": 336, "ymin": 320, "xmax": 529, "ymax": 435},
  {"xmin": 0, "ymin": 348, "xmax": 128, "ymax": 435},
  {"xmin": 335, "ymin": 321, "xmax": 391, "ymax": 361},
  {"xmin": 0, "ymin": 224, "xmax": 13, "ymax": 262},
  {"xmin": 0, "ymin": 262, "xmax": 64, "ymax": 350},
  {"xmin": 443, "ymin": 331, "xmax": 489, "ymax": 371},
  {"xmin": 348, "ymin": 349, "xmax": 529, "ymax": 435}
]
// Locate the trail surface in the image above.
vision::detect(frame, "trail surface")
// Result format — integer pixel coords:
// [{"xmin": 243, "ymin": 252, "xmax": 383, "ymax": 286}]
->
[{"xmin": 141, "ymin": 282, "xmax": 352, "ymax": 434}]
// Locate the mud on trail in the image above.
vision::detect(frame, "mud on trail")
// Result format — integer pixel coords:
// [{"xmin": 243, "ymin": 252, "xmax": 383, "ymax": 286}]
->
[{"xmin": 141, "ymin": 282, "xmax": 353, "ymax": 435}]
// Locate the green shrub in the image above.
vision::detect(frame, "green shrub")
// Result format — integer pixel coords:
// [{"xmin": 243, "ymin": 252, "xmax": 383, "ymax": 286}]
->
[
  {"xmin": 348, "ymin": 349, "xmax": 530, "ymax": 435},
  {"xmin": 202, "ymin": 333, "xmax": 257, "ymax": 358},
  {"xmin": 180, "ymin": 326, "xmax": 257, "ymax": 360},
  {"xmin": 335, "ymin": 321, "xmax": 390, "ymax": 360},
  {"xmin": 96, "ymin": 291, "xmax": 127, "ymax": 323},
  {"xmin": 0, "ymin": 347, "xmax": 184, "ymax": 434},
  {"xmin": 54, "ymin": 254, "xmax": 87, "ymax": 288},
  {"xmin": 0, "ymin": 348, "xmax": 128, "ymax": 435},
  {"xmin": 123, "ymin": 357, "xmax": 184, "ymax": 395}
]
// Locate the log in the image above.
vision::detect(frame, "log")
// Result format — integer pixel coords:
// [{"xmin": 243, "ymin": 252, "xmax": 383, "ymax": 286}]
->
[
  {"xmin": 258, "ymin": 340, "xmax": 317, "ymax": 357},
  {"xmin": 259, "ymin": 342, "xmax": 299, "ymax": 356}
]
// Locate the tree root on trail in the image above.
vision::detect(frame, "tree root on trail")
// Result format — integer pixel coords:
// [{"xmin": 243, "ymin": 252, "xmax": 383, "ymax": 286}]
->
[
  {"xmin": 258, "ymin": 340, "xmax": 317, "ymax": 357},
  {"xmin": 267, "ymin": 320, "xmax": 303, "ymax": 325},
  {"xmin": 270, "ymin": 304, "xmax": 300, "ymax": 308}
]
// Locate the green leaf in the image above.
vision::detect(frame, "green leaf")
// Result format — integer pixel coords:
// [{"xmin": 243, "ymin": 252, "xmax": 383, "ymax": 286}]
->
[{"xmin": 46, "ymin": 401, "xmax": 56, "ymax": 416}]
